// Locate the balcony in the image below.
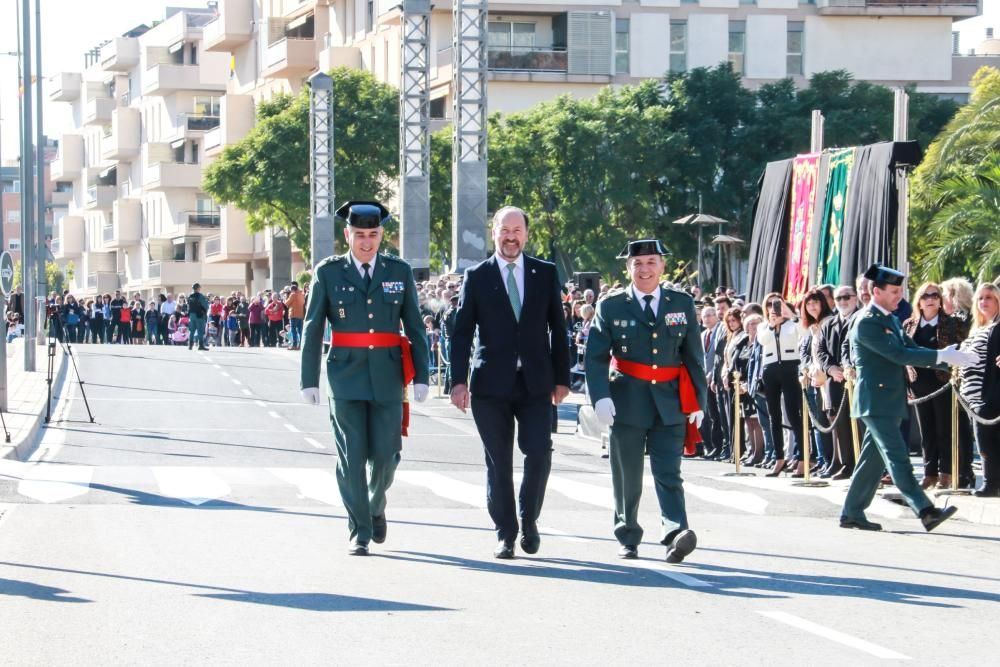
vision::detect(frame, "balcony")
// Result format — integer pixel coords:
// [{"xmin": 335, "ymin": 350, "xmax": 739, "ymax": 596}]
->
[
  {"xmin": 87, "ymin": 271, "xmax": 121, "ymax": 294},
  {"xmin": 816, "ymin": 0, "xmax": 979, "ymax": 16},
  {"xmin": 100, "ymin": 37, "xmax": 140, "ymax": 72},
  {"xmin": 488, "ymin": 47, "xmax": 568, "ymax": 73},
  {"xmin": 143, "ymin": 63, "xmax": 226, "ymax": 96},
  {"xmin": 203, "ymin": 207, "xmax": 253, "ymax": 263},
  {"xmin": 84, "ymin": 185, "xmax": 116, "ymax": 211},
  {"xmin": 83, "ymin": 97, "xmax": 116, "ymax": 126},
  {"xmin": 52, "ymin": 215, "xmax": 84, "ymax": 259},
  {"xmin": 146, "ymin": 260, "xmax": 200, "ymax": 285},
  {"xmin": 203, "ymin": 0, "xmax": 253, "ymax": 52},
  {"xmin": 50, "ymin": 135, "xmax": 84, "ymax": 182},
  {"xmin": 143, "ymin": 162, "xmax": 203, "ymax": 190},
  {"xmin": 204, "ymin": 94, "xmax": 254, "ymax": 156},
  {"xmin": 101, "ymin": 107, "xmax": 141, "ymax": 162},
  {"xmin": 103, "ymin": 198, "xmax": 141, "ymax": 249},
  {"xmin": 318, "ymin": 45, "xmax": 361, "ymax": 71},
  {"xmin": 51, "ymin": 190, "xmax": 73, "ymax": 207},
  {"xmin": 49, "ymin": 72, "xmax": 81, "ymax": 102},
  {"xmin": 262, "ymin": 38, "xmax": 317, "ymax": 79},
  {"xmin": 183, "ymin": 210, "xmax": 221, "ymax": 228}
]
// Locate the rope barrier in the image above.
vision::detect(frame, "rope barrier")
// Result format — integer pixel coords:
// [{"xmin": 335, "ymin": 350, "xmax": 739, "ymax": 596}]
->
[
  {"xmin": 956, "ymin": 390, "xmax": 1000, "ymax": 426},
  {"xmin": 906, "ymin": 381, "xmax": 952, "ymax": 406}
]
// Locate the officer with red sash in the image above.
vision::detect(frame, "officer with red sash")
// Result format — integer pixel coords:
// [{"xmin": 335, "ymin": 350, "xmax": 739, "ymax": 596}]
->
[
  {"xmin": 584, "ymin": 240, "xmax": 707, "ymax": 561},
  {"xmin": 300, "ymin": 201, "xmax": 430, "ymax": 556}
]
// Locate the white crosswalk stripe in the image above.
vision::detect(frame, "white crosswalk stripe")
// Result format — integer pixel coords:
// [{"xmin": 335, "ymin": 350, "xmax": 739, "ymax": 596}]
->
[
  {"xmin": 268, "ymin": 468, "xmax": 342, "ymax": 507},
  {"xmin": 151, "ymin": 468, "xmax": 232, "ymax": 506}
]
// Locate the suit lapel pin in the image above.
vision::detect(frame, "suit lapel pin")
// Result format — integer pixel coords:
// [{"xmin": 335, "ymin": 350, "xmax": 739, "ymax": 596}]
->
[
  {"xmin": 531, "ymin": 268, "xmax": 536, "ymax": 274},
  {"xmin": 339, "ymin": 308, "xmax": 346, "ymax": 318}
]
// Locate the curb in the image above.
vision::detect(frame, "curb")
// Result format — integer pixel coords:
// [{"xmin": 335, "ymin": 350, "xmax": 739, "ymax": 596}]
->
[{"xmin": 0, "ymin": 343, "xmax": 69, "ymax": 462}]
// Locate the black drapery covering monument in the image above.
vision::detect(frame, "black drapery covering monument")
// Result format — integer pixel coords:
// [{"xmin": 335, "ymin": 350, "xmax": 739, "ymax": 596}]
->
[{"xmin": 746, "ymin": 159, "xmax": 794, "ymax": 303}]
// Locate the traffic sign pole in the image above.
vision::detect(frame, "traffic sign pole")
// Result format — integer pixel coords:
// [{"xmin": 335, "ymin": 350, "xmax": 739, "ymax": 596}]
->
[{"xmin": 0, "ymin": 251, "xmax": 14, "ymax": 413}]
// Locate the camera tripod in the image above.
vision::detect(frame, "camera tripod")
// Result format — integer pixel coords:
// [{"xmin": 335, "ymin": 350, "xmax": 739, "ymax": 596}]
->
[{"xmin": 44, "ymin": 321, "xmax": 95, "ymax": 424}]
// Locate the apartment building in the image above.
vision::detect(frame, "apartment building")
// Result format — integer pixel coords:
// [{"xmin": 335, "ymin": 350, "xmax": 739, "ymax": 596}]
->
[
  {"xmin": 48, "ymin": 6, "xmax": 248, "ymax": 301},
  {"xmin": 1, "ymin": 147, "xmax": 60, "ymax": 266}
]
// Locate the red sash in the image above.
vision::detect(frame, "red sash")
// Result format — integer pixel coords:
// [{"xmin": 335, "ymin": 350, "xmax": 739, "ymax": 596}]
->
[
  {"xmin": 610, "ymin": 357, "xmax": 703, "ymax": 455},
  {"xmin": 331, "ymin": 332, "xmax": 416, "ymax": 436}
]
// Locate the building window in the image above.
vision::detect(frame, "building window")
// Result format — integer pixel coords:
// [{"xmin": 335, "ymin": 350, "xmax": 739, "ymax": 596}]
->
[
  {"xmin": 615, "ymin": 19, "xmax": 630, "ymax": 75},
  {"xmin": 430, "ymin": 97, "xmax": 446, "ymax": 120},
  {"xmin": 194, "ymin": 96, "xmax": 220, "ymax": 117},
  {"xmin": 8, "ymin": 239, "xmax": 20, "ymax": 251},
  {"xmin": 488, "ymin": 21, "xmax": 536, "ymax": 52},
  {"xmin": 670, "ymin": 21, "xmax": 687, "ymax": 74},
  {"xmin": 787, "ymin": 22, "xmax": 804, "ymax": 75},
  {"xmin": 952, "ymin": 31, "xmax": 960, "ymax": 56},
  {"xmin": 366, "ymin": 0, "xmax": 374, "ymax": 33},
  {"xmin": 729, "ymin": 21, "xmax": 745, "ymax": 75},
  {"xmin": 7, "ymin": 210, "xmax": 20, "ymax": 223}
]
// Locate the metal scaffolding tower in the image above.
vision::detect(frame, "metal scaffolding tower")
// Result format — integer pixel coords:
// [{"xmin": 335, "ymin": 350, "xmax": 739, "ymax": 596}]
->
[
  {"xmin": 399, "ymin": 0, "xmax": 431, "ymax": 280},
  {"xmin": 450, "ymin": 0, "xmax": 488, "ymax": 273},
  {"xmin": 308, "ymin": 71, "xmax": 335, "ymax": 268}
]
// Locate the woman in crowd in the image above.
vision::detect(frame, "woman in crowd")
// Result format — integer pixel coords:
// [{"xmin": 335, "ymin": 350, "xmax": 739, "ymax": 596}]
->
[
  {"xmin": 941, "ymin": 277, "xmax": 978, "ymax": 487},
  {"xmin": 959, "ymin": 283, "xmax": 1000, "ymax": 497},
  {"xmin": 209, "ymin": 296, "xmax": 224, "ymax": 346},
  {"xmin": 720, "ymin": 308, "xmax": 749, "ymax": 463},
  {"xmin": 236, "ymin": 297, "xmax": 251, "ymax": 347},
  {"xmin": 799, "ymin": 289, "xmax": 834, "ymax": 477},
  {"xmin": 144, "ymin": 302, "xmax": 160, "ymax": 345},
  {"xmin": 248, "ymin": 295, "xmax": 265, "ymax": 347},
  {"xmin": 264, "ymin": 292, "xmax": 285, "ymax": 347},
  {"xmin": 757, "ymin": 292, "xmax": 804, "ymax": 476},
  {"xmin": 61, "ymin": 294, "xmax": 84, "ymax": 343},
  {"xmin": 101, "ymin": 294, "xmax": 112, "ymax": 343},
  {"xmin": 903, "ymin": 282, "xmax": 967, "ymax": 489},
  {"xmin": 740, "ymin": 313, "xmax": 771, "ymax": 466}
]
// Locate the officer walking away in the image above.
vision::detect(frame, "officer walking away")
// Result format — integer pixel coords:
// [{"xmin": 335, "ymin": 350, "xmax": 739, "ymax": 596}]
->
[
  {"xmin": 187, "ymin": 283, "xmax": 210, "ymax": 351},
  {"xmin": 585, "ymin": 240, "xmax": 707, "ymax": 562},
  {"xmin": 840, "ymin": 265, "xmax": 977, "ymax": 533},
  {"xmin": 300, "ymin": 201, "xmax": 430, "ymax": 556}
]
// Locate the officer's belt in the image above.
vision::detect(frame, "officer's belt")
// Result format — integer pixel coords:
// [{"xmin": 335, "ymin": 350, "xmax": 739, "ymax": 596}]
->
[
  {"xmin": 331, "ymin": 332, "xmax": 417, "ymax": 435},
  {"xmin": 610, "ymin": 356, "xmax": 703, "ymax": 455}
]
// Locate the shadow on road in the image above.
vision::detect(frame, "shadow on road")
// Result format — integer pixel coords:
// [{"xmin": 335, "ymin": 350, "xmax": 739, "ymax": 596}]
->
[
  {"xmin": 58, "ymin": 427, "xmax": 332, "ymax": 458},
  {"xmin": 0, "ymin": 577, "xmax": 91, "ymax": 603}
]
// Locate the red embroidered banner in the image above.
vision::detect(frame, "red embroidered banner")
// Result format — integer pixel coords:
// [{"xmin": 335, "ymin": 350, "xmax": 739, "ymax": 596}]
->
[{"xmin": 784, "ymin": 153, "xmax": 820, "ymax": 304}]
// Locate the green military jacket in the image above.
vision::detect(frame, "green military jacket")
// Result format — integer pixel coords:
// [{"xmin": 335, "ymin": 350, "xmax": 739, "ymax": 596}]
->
[
  {"xmin": 849, "ymin": 303, "xmax": 946, "ymax": 419},
  {"xmin": 585, "ymin": 286, "xmax": 708, "ymax": 429},
  {"xmin": 300, "ymin": 252, "xmax": 430, "ymax": 402}
]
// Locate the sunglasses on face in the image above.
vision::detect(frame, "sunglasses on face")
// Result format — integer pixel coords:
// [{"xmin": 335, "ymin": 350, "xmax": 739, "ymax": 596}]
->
[
  {"xmin": 921, "ymin": 292, "xmax": 941, "ymax": 300},
  {"xmin": 769, "ymin": 301, "xmax": 783, "ymax": 309},
  {"xmin": 835, "ymin": 294, "xmax": 855, "ymax": 301}
]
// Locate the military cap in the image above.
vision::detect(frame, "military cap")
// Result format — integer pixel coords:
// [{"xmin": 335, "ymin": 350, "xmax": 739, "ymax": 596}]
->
[
  {"xmin": 863, "ymin": 264, "xmax": 905, "ymax": 287},
  {"xmin": 335, "ymin": 201, "xmax": 391, "ymax": 229},
  {"xmin": 616, "ymin": 239, "xmax": 668, "ymax": 259}
]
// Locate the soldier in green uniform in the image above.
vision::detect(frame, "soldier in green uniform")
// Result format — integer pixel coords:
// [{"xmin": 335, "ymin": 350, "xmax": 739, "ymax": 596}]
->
[
  {"xmin": 585, "ymin": 240, "xmax": 707, "ymax": 562},
  {"xmin": 300, "ymin": 201, "xmax": 430, "ymax": 556},
  {"xmin": 840, "ymin": 264, "xmax": 976, "ymax": 533}
]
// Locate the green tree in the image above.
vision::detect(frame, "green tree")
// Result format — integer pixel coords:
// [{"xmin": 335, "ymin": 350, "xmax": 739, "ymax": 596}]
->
[
  {"xmin": 202, "ymin": 68, "xmax": 400, "ymax": 263},
  {"xmin": 911, "ymin": 67, "xmax": 1000, "ymax": 281}
]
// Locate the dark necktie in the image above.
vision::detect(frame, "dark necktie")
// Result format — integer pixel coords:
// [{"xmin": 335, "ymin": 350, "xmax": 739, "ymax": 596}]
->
[
  {"xmin": 361, "ymin": 263, "xmax": 372, "ymax": 290},
  {"xmin": 643, "ymin": 294, "xmax": 655, "ymax": 325}
]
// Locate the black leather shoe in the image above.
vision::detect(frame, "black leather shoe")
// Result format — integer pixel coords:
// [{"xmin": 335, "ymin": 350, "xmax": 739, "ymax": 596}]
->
[
  {"xmin": 494, "ymin": 540, "xmax": 515, "ymax": 559},
  {"xmin": 347, "ymin": 542, "xmax": 370, "ymax": 556},
  {"xmin": 665, "ymin": 529, "xmax": 697, "ymax": 564},
  {"xmin": 372, "ymin": 514, "xmax": 387, "ymax": 544},
  {"xmin": 839, "ymin": 516, "xmax": 882, "ymax": 531},
  {"xmin": 520, "ymin": 523, "xmax": 540, "ymax": 555},
  {"xmin": 920, "ymin": 505, "xmax": 958, "ymax": 532},
  {"xmin": 832, "ymin": 469, "xmax": 853, "ymax": 480},
  {"xmin": 618, "ymin": 545, "xmax": 638, "ymax": 559},
  {"xmin": 974, "ymin": 486, "xmax": 1000, "ymax": 498}
]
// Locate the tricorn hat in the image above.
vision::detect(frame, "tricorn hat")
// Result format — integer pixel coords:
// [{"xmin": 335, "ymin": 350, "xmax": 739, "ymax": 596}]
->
[
  {"xmin": 863, "ymin": 264, "xmax": 904, "ymax": 287},
  {"xmin": 335, "ymin": 201, "xmax": 391, "ymax": 229},
  {"xmin": 616, "ymin": 239, "xmax": 668, "ymax": 259}
]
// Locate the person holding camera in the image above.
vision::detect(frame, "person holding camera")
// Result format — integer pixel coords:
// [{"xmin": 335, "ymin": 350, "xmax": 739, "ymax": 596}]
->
[
  {"xmin": 757, "ymin": 292, "xmax": 803, "ymax": 477},
  {"xmin": 187, "ymin": 283, "xmax": 210, "ymax": 351}
]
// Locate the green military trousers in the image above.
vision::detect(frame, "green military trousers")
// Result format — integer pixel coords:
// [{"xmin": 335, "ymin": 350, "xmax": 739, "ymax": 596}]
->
[
  {"xmin": 842, "ymin": 416, "xmax": 933, "ymax": 521},
  {"xmin": 609, "ymin": 419, "xmax": 687, "ymax": 546},
  {"xmin": 329, "ymin": 398, "xmax": 403, "ymax": 544}
]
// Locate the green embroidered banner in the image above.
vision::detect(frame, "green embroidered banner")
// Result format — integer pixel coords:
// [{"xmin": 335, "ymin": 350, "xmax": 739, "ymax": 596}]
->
[{"xmin": 817, "ymin": 148, "xmax": 855, "ymax": 286}]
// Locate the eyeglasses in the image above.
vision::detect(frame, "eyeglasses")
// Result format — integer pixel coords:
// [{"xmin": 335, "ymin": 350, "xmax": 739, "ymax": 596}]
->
[
  {"xmin": 768, "ymin": 301, "xmax": 783, "ymax": 308},
  {"xmin": 921, "ymin": 292, "xmax": 941, "ymax": 300},
  {"xmin": 835, "ymin": 294, "xmax": 855, "ymax": 301}
]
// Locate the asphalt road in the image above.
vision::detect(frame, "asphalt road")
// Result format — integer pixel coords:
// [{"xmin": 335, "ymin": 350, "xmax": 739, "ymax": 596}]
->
[{"xmin": 1, "ymin": 343, "xmax": 999, "ymax": 665}]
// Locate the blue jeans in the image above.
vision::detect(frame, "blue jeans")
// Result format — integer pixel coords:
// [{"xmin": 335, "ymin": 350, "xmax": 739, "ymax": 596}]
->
[
  {"xmin": 752, "ymin": 393, "xmax": 775, "ymax": 460},
  {"xmin": 289, "ymin": 317, "xmax": 303, "ymax": 347}
]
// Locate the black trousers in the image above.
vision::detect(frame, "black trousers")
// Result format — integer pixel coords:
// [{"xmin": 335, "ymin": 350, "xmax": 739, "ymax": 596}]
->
[
  {"xmin": 706, "ymin": 388, "xmax": 726, "ymax": 453},
  {"xmin": 974, "ymin": 422, "xmax": 1000, "ymax": 490},
  {"xmin": 471, "ymin": 371, "xmax": 553, "ymax": 542},
  {"xmin": 762, "ymin": 360, "xmax": 802, "ymax": 460},
  {"xmin": 913, "ymin": 381, "xmax": 951, "ymax": 477}
]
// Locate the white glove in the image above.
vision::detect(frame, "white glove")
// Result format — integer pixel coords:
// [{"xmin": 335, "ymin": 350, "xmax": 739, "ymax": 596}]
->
[
  {"xmin": 937, "ymin": 344, "xmax": 978, "ymax": 368},
  {"xmin": 687, "ymin": 410, "xmax": 705, "ymax": 429},
  {"xmin": 301, "ymin": 387, "xmax": 321, "ymax": 405},
  {"xmin": 413, "ymin": 383, "xmax": 429, "ymax": 403},
  {"xmin": 594, "ymin": 397, "xmax": 616, "ymax": 426}
]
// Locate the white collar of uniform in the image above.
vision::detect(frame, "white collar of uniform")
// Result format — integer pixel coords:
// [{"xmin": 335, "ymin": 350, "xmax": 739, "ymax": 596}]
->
[
  {"xmin": 920, "ymin": 315, "xmax": 939, "ymax": 327},
  {"xmin": 871, "ymin": 302, "xmax": 893, "ymax": 317},
  {"xmin": 494, "ymin": 251, "xmax": 524, "ymax": 272},
  {"xmin": 630, "ymin": 283, "xmax": 660, "ymax": 304},
  {"xmin": 350, "ymin": 252, "xmax": 377, "ymax": 275}
]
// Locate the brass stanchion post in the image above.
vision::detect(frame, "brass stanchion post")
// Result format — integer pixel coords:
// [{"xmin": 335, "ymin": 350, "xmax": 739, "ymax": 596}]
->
[
  {"xmin": 793, "ymin": 385, "xmax": 828, "ymax": 487},
  {"xmin": 722, "ymin": 371, "xmax": 755, "ymax": 477},
  {"xmin": 846, "ymin": 370, "xmax": 861, "ymax": 463},
  {"xmin": 938, "ymin": 367, "xmax": 970, "ymax": 497},
  {"xmin": 436, "ymin": 340, "xmax": 443, "ymax": 398}
]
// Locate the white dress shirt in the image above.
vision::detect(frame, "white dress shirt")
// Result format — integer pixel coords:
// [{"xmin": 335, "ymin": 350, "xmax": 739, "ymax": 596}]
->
[
  {"xmin": 919, "ymin": 315, "xmax": 939, "ymax": 328},
  {"xmin": 495, "ymin": 251, "xmax": 525, "ymax": 308},
  {"xmin": 630, "ymin": 284, "xmax": 661, "ymax": 317},
  {"xmin": 350, "ymin": 252, "xmax": 375, "ymax": 280}
]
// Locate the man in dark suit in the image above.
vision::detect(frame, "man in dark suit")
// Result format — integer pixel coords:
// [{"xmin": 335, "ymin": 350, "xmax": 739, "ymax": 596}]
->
[
  {"xmin": 449, "ymin": 206, "xmax": 571, "ymax": 559},
  {"xmin": 816, "ymin": 284, "xmax": 860, "ymax": 479}
]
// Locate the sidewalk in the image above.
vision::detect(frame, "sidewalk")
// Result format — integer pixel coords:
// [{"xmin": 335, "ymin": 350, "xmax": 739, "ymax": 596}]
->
[{"xmin": 0, "ymin": 337, "xmax": 67, "ymax": 461}]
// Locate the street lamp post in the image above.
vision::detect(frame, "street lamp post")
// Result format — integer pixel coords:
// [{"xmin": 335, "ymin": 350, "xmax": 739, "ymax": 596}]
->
[
  {"xmin": 18, "ymin": 0, "xmax": 36, "ymax": 371},
  {"xmin": 34, "ymin": 0, "xmax": 47, "ymax": 345}
]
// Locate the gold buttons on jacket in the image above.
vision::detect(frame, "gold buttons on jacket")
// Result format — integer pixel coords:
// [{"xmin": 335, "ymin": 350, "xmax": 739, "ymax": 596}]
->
[
  {"xmin": 369, "ymin": 345, "xmax": 374, "ymax": 350},
  {"xmin": 369, "ymin": 328, "xmax": 374, "ymax": 333},
  {"xmin": 652, "ymin": 364, "xmax": 658, "ymax": 370},
  {"xmin": 368, "ymin": 313, "xmax": 374, "ymax": 319},
  {"xmin": 651, "ymin": 380, "xmax": 657, "ymax": 385},
  {"xmin": 367, "ymin": 299, "xmax": 373, "ymax": 304},
  {"xmin": 652, "ymin": 349, "xmax": 658, "ymax": 354},
  {"xmin": 652, "ymin": 333, "xmax": 658, "ymax": 339}
]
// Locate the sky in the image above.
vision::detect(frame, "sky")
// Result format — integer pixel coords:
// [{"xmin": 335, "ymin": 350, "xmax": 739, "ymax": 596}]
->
[{"xmin": 1, "ymin": 0, "xmax": 999, "ymax": 163}]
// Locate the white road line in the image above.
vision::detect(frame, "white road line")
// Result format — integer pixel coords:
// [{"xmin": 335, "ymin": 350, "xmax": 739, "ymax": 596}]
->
[
  {"xmin": 395, "ymin": 470, "xmax": 486, "ymax": 508},
  {"xmin": 232, "ymin": 379, "xmax": 242, "ymax": 386},
  {"xmin": 16, "ymin": 464, "xmax": 94, "ymax": 504},
  {"xmin": 269, "ymin": 468, "xmax": 342, "ymax": 506},
  {"xmin": 758, "ymin": 611, "xmax": 911, "ymax": 660},
  {"xmin": 545, "ymin": 475, "xmax": 614, "ymax": 509},
  {"xmin": 220, "ymin": 371, "xmax": 230, "ymax": 377},
  {"xmin": 711, "ymin": 474, "xmax": 907, "ymax": 519},
  {"xmin": 283, "ymin": 423, "xmax": 300, "ymax": 433},
  {"xmin": 304, "ymin": 437, "xmax": 326, "ymax": 449},
  {"xmin": 680, "ymin": 482, "xmax": 768, "ymax": 515},
  {"xmin": 268, "ymin": 411, "xmax": 281, "ymax": 419},
  {"xmin": 212, "ymin": 364, "xmax": 221, "ymax": 369},
  {"xmin": 537, "ymin": 525, "xmax": 590, "ymax": 544},
  {"xmin": 644, "ymin": 566, "xmax": 713, "ymax": 588},
  {"xmin": 152, "ymin": 468, "xmax": 231, "ymax": 506},
  {"xmin": 241, "ymin": 389, "xmax": 252, "ymax": 396},
  {"xmin": 255, "ymin": 400, "xmax": 267, "ymax": 408}
]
